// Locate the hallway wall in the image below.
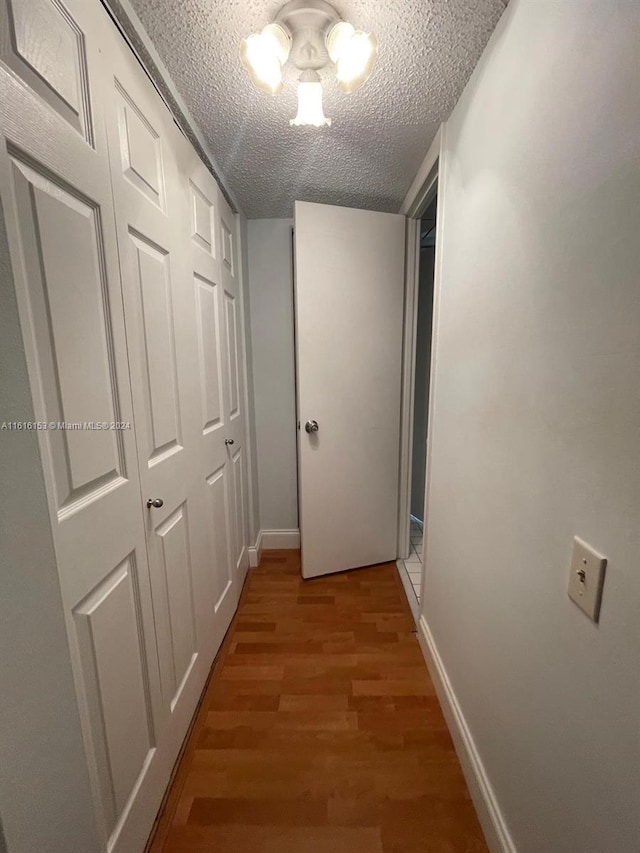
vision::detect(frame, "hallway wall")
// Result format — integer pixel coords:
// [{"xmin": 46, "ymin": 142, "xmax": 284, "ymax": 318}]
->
[
  {"xmin": 422, "ymin": 1, "xmax": 640, "ymax": 851},
  {"xmin": 247, "ymin": 219, "xmax": 298, "ymax": 532}
]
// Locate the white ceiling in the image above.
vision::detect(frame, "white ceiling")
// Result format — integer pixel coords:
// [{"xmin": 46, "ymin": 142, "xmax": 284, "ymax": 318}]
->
[{"xmin": 129, "ymin": 0, "xmax": 507, "ymax": 218}]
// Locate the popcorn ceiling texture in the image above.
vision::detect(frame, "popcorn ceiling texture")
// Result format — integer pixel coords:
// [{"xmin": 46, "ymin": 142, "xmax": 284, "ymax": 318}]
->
[{"xmin": 129, "ymin": 0, "xmax": 507, "ymax": 218}]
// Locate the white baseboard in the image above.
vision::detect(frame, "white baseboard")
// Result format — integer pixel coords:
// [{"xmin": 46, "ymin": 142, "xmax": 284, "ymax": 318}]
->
[
  {"xmin": 247, "ymin": 528, "xmax": 300, "ymax": 567},
  {"xmin": 247, "ymin": 539, "xmax": 261, "ymax": 568},
  {"xmin": 260, "ymin": 528, "xmax": 300, "ymax": 549},
  {"xmin": 417, "ymin": 615, "xmax": 516, "ymax": 853}
]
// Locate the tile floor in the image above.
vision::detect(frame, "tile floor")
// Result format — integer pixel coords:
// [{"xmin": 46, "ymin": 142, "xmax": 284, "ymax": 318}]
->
[{"xmin": 402, "ymin": 517, "xmax": 423, "ymax": 602}]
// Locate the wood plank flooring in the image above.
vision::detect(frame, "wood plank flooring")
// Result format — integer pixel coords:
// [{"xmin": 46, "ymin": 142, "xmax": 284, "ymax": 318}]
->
[{"xmin": 147, "ymin": 550, "xmax": 488, "ymax": 853}]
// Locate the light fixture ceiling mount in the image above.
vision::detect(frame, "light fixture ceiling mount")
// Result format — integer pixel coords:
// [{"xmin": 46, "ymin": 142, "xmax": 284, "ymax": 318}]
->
[{"xmin": 240, "ymin": 0, "xmax": 378, "ymax": 127}]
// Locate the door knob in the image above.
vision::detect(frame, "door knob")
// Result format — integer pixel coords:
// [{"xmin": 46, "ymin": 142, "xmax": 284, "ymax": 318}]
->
[
  {"xmin": 305, "ymin": 420, "xmax": 319, "ymax": 434},
  {"xmin": 146, "ymin": 498, "xmax": 164, "ymax": 508},
  {"xmin": 225, "ymin": 438, "xmax": 234, "ymax": 446}
]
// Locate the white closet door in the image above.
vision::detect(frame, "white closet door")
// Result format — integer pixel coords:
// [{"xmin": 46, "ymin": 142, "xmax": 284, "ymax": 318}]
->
[
  {"xmin": 101, "ymin": 23, "xmax": 213, "ymax": 756},
  {"xmin": 180, "ymin": 148, "xmax": 241, "ymax": 647},
  {"xmin": 0, "ymin": 1, "xmax": 168, "ymax": 851},
  {"xmin": 218, "ymin": 192, "xmax": 249, "ymax": 576}
]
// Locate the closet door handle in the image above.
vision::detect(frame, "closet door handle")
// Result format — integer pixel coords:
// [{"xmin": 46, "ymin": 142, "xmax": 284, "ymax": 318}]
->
[
  {"xmin": 225, "ymin": 438, "xmax": 234, "ymax": 446},
  {"xmin": 146, "ymin": 498, "xmax": 164, "ymax": 509}
]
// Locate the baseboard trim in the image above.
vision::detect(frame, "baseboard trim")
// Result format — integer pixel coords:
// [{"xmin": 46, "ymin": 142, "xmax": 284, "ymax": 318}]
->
[
  {"xmin": 247, "ymin": 535, "xmax": 262, "ymax": 568},
  {"xmin": 248, "ymin": 529, "xmax": 300, "ymax": 566},
  {"xmin": 417, "ymin": 615, "xmax": 516, "ymax": 853}
]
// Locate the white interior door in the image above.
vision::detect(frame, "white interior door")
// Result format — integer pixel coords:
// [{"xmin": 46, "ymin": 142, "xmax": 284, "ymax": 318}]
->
[
  {"xmin": 183, "ymin": 149, "xmax": 242, "ymax": 652},
  {"xmin": 294, "ymin": 201, "xmax": 406, "ymax": 579},
  {"xmin": 218, "ymin": 192, "xmax": 249, "ymax": 577},
  {"xmin": 0, "ymin": 2, "xmax": 168, "ymax": 850},
  {"xmin": 103, "ymin": 28, "xmax": 213, "ymax": 759}
]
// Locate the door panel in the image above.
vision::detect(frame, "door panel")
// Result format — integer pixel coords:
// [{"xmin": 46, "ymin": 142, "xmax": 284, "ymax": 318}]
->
[
  {"xmin": 73, "ymin": 556, "xmax": 154, "ymax": 832},
  {"xmin": 194, "ymin": 273, "xmax": 224, "ymax": 435},
  {"xmin": 153, "ymin": 504, "xmax": 197, "ymax": 709},
  {"xmin": 224, "ymin": 290, "xmax": 240, "ymax": 420},
  {"xmin": 1, "ymin": 0, "xmax": 93, "ymax": 141},
  {"xmin": 294, "ymin": 201, "xmax": 406, "ymax": 578},
  {"xmin": 9, "ymin": 153, "xmax": 126, "ymax": 511},
  {"xmin": 221, "ymin": 217, "xmax": 234, "ymax": 273},
  {"xmin": 190, "ymin": 180, "xmax": 216, "ymax": 256},
  {"xmin": 232, "ymin": 447, "xmax": 247, "ymax": 566},
  {"xmin": 128, "ymin": 230, "xmax": 182, "ymax": 463},
  {"xmin": 206, "ymin": 464, "xmax": 233, "ymax": 609},
  {"xmin": 115, "ymin": 81, "xmax": 165, "ymax": 209},
  {"xmin": 0, "ymin": 2, "xmax": 165, "ymax": 849}
]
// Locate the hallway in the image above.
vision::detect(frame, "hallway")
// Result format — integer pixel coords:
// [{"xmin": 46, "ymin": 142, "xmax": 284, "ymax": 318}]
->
[{"xmin": 147, "ymin": 551, "xmax": 487, "ymax": 852}]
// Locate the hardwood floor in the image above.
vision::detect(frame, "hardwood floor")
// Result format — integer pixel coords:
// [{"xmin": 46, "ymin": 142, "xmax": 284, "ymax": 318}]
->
[{"xmin": 146, "ymin": 550, "xmax": 488, "ymax": 853}]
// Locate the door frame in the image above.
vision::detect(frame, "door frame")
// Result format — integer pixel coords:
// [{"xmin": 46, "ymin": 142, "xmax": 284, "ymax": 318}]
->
[{"xmin": 397, "ymin": 125, "xmax": 446, "ymax": 596}]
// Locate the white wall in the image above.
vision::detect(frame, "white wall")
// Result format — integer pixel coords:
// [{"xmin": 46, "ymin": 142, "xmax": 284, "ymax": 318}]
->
[
  {"xmin": 247, "ymin": 219, "xmax": 298, "ymax": 532},
  {"xmin": 422, "ymin": 1, "xmax": 640, "ymax": 851}
]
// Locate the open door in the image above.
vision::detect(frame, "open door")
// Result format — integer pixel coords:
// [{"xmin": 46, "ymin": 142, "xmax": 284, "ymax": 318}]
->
[{"xmin": 294, "ymin": 201, "xmax": 406, "ymax": 579}]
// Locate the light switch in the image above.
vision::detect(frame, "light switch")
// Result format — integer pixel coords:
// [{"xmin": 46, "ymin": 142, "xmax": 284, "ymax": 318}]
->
[{"xmin": 568, "ymin": 537, "xmax": 607, "ymax": 622}]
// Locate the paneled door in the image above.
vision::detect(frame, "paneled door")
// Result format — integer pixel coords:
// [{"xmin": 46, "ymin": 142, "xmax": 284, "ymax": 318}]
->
[
  {"xmin": 0, "ymin": 1, "xmax": 168, "ymax": 851},
  {"xmin": 294, "ymin": 201, "xmax": 406, "ymax": 579},
  {"xmin": 102, "ymin": 22, "xmax": 213, "ymax": 764},
  {"xmin": 180, "ymin": 147, "xmax": 241, "ymax": 650},
  {"xmin": 219, "ymin": 192, "xmax": 249, "ymax": 578}
]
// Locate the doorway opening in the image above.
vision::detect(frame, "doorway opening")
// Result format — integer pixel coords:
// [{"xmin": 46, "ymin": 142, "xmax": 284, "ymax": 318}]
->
[{"xmin": 400, "ymin": 196, "xmax": 437, "ymax": 604}]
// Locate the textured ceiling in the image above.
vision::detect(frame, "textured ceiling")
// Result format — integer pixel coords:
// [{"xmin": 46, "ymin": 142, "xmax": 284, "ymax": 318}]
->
[{"xmin": 129, "ymin": 0, "xmax": 507, "ymax": 218}]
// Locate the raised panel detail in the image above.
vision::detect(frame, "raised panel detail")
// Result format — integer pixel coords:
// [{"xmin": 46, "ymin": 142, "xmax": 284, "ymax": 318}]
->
[
  {"xmin": 129, "ymin": 230, "xmax": 182, "ymax": 465},
  {"xmin": 190, "ymin": 181, "xmax": 215, "ymax": 256},
  {"xmin": 221, "ymin": 218, "xmax": 233, "ymax": 272},
  {"xmin": 195, "ymin": 273, "xmax": 224, "ymax": 434},
  {"xmin": 224, "ymin": 291, "xmax": 240, "ymax": 420},
  {"xmin": 206, "ymin": 465, "xmax": 232, "ymax": 610},
  {"xmin": 231, "ymin": 450, "xmax": 246, "ymax": 565},
  {"xmin": 10, "ymin": 154, "xmax": 126, "ymax": 516},
  {"xmin": 152, "ymin": 504, "xmax": 197, "ymax": 711},
  {"xmin": 73, "ymin": 556, "xmax": 154, "ymax": 833},
  {"xmin": 3, "ymin": 0, "xmax": 93, "ymax": 142},
  {"xmin": 115, "ymin": 81, "xmax": 164, "ymax": 209}
]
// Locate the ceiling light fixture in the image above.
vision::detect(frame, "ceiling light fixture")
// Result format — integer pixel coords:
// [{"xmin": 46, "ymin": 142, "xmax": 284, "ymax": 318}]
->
[
  {"xmin": 239, "ymin": 23, "xmax": 291, "ymax": 95},
  {"xmin": 290, "ymin": 70, "xmax": 331, "ymax": 127},
  {"xmin": 240, "ymin": 0, "xmax": 378, "ymax": 127},
  {"xmin": 326, "ymin": 22, "xmax": 378, "ymax": 94}
]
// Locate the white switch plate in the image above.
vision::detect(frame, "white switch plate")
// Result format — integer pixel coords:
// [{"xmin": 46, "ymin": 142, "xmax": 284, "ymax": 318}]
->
[{"xmin": 568, "ymin": 537, "xmax": 607, "ymax": 622}]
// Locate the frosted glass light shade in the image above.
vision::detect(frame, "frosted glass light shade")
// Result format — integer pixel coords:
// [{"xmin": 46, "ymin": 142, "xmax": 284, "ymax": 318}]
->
[
  {"xmin": 290, "ymin": 74, "xmax": 332, "ymax": 127},
  {"xmin": 326, "ymin": 21, "xmax": 355, "ymax": 63},
  {"xmin": 326, "ymin": 21, "xmax": 378, "ymax": 94},
  {"xmin": 240, "ymin": 23, "xmax": 291, "ymax": 95}
]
